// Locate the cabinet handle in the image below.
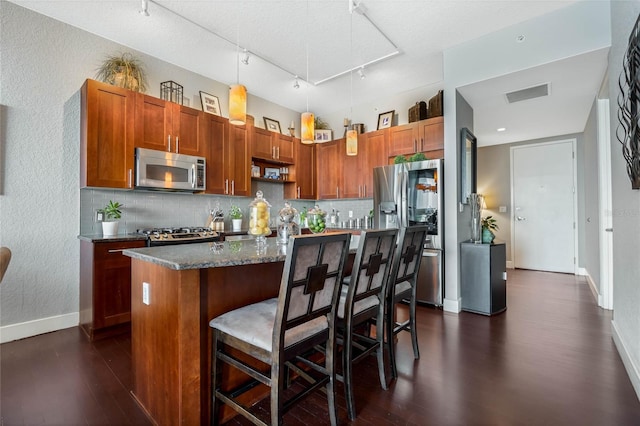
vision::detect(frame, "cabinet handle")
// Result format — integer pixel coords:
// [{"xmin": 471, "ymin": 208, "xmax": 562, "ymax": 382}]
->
[
  {"xmin": 128, "ymin": 169, "xmax": 133, "ymax": 188},
  {"xmin": 176, "ymin": 136, "xmax": 179, "ymax": 153},
  {"xmin": 420, "ymin": 137, "xmax": 424, "ymax": 151},
  {"xmin": 168, "ymin": 135, "xmax": 171, "ymax": 152},
  {"xmin": 297, "ymin": 186, "xmax": 300, "ymax": 199},
  {"xmin": 231, "ymin": 180, "xmax": 235, "ymax": 195},
  {"xmin": 225, "ymin": 179, "xmax": 229, "ymax": 194},
  {"xmin": 272, "ymin": 146, "xmax": 275, "ymax": 159},
  {"xmin": 336, "ymin": 186, "xmax": 339, "ymax": 198},
  {"xmin": 276, "ymin": 146, "xmax": 280, "ymax": 159}
]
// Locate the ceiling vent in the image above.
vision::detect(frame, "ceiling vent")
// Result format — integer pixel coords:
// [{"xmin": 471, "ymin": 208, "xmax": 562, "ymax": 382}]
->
[{"xmin": 505, "ymin": 83, "xmax": 550, "ymax": 104}]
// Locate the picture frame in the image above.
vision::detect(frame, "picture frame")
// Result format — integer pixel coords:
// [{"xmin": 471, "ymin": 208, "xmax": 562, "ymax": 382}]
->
[
  {"xmin": 199, "ymin": 91, "xmax": 221, "ymax": 116},
  {"xmin": 459, "ymin": 127, "xmax": 477, "ymax": 204},
  {"xmin": 314, "ymin": 129, "xmax": 333, "ymax": 142},
  {"xmin": 377, "ymin": 110, "xmax": 394, "ymax": 130},
  {"xmin": 263, "ymin": 117, "xmax": 282, "ymax": 133},
  {"xmin": 264, "ymin": 167, "xmax": 281, "ymax": 179}
]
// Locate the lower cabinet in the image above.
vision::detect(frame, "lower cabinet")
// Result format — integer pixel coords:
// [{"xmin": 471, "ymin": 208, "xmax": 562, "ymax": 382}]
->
[
  {"xmin": 80, "ymin": 239, "xmax": 146, "ymax": 340},
  {"xmin": 460, "ymin": 242, "xmax": 507, "ymax": 315}
]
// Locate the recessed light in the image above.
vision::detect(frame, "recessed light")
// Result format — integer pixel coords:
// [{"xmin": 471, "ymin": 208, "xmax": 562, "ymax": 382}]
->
[
  {"xmin": 516, "ymin": 35, "xmax": 525, "ymax": 43},
  {"xmin": 497, "ymin": 127, "xmax": 506, "ymax": 132}
]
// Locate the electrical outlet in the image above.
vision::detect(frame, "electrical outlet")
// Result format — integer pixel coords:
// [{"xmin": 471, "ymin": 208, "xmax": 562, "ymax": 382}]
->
[
  {"xmin": 143, "ymin": 282, "xmax": 150, "ymax": 305},
  {"xmin": 95, "ymin": 210, "xmax": 104, "ymax": 222}
]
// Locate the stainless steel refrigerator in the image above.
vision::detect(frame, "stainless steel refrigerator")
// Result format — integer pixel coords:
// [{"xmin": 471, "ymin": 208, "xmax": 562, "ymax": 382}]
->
[{"xmin": 373, "ymin": 159, "xmax": 444, "ymax": 305}]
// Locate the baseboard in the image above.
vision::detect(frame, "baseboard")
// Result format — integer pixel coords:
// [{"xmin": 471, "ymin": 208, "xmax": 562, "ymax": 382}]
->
[
  {"xmin": 611, "ymin": 320, "xmax": 640, "ymax": 402},
  {"xmin": 506, "ymin": 260, "xmax": 514, "ymax": 269},
  {"xmin": 578, "ymin": 267, "xmax": 587, "ymax": 276},
  {"xmin": 443, "ymin": 297, "xmax": 461, "ymax": 313},
  {"xmin": 583, "ymin": 270, "xmax": 602, "ymax": 306},
  {"xmin": 0, "ymin": 312, "xmax": 79, "ymax": 344}
]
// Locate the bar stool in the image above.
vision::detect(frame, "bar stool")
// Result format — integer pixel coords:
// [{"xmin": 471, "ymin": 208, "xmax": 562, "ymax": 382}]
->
[
  {"xmin": 385, "ymin": 225, "xmax": 429, "ymax": 379},
  {"xmin": 209, "ymin": 233, "xmax": 351, "ymax": 426},
  {"xmin": 335, "ymin": 228, "xmax": 398, "ymax": 420}
]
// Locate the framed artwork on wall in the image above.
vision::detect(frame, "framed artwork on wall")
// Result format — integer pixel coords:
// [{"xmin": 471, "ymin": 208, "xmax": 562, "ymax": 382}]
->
[
  {"xmin": 263, "ymin": 117, "xmax": 282, "ymax": 133},
  {"xmin": 314, "ymin": 129, "xmax": 333, "ymax": 142},
  {"xmin": 377, "ymin": 110, "xmax": 394, "ymax": 130},
  {"xmin": 199, "ymin": 91, "xmax": 221, "ymax": 116}
]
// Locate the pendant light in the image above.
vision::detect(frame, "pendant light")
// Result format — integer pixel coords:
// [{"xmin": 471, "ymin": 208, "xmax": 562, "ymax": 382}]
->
[
  {"xmin": 301, "ymin": 1, "xmax": 315, "ymax": 144},
  {"xmin": 229, "ymin": 21, "xmax": 246, "ymax": 125},
  {"xmin": 346, "ymin": 0, "xmax": 358, "ymax": 156}
]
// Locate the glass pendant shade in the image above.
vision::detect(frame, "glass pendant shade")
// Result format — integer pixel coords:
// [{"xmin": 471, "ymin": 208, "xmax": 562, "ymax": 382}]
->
[
  {"xmin": 229, "ymin": 84, "xmax": 247, "ymax": 125},
  {"xmin": 346, "ymin": 129, "xmax": 358, "ymax": 156},
  {"xmin": 301, "ymin": 112, "xmax": 315, "ymax": 144}
]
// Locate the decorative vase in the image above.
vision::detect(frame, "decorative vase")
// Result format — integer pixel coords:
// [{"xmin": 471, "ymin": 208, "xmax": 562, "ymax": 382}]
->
[
  {"xmin": 470, "ymin": 193, "xmax": 483, "ymax": 243},
  {"xmin": 232, "ymin": 218, "xmax": 242, "ymax": 232},
  {"xmin": 102, "ymin": 221, "xmax": 119, "ymax": 237},
  {"xmin": 482, "ymin": 227, "xmax": 495, "ymax": 244}
]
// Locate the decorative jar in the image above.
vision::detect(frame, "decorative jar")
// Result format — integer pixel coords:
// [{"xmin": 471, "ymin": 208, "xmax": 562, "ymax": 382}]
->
[
  {"xmin": 277, "ymin": 202, "xmax": 300, "ymax": 245},
  {"xmin": 248, "ymin": 191, "xmax": 272, "ymax": 244},
  {"xmin": 307, "ymin": 206, "xmax": 327, "ymax": 234}
]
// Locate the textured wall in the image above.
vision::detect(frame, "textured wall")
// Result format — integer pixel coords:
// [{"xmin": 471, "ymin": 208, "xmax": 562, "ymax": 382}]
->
[{"xmin": 0, "ymin": 2, "xmax": 370, "ymax": 333}]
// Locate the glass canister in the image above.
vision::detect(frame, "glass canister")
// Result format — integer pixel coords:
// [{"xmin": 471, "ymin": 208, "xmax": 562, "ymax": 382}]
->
[
  {"xmin": 277, "ymin": 202, "xmax": 300, "ymax": 245},
  {"xmin": 307, "ymin": 205, "xmax": 327, "ymax": 234},
  {"xmin": 248, "ymin": 190, "xmax": 272, "ymax": 244}
]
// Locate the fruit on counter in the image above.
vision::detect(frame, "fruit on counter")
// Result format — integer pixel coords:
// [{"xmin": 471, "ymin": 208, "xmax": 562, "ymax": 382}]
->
[
  {"xmin": 307, "ymin": 205, "xmax": 327, "ymax": 234},
  {"xmin": 248, "ymin": 192, "xmax": 272, "ymax": 236}
]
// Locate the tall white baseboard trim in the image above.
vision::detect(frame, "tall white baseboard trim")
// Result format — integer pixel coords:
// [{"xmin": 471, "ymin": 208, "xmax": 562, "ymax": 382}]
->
[
  {"xmin": 612, "ymin": 320, "xmax": 640, "ymax": 402},
  {"xmin": 443, "ymin": 297, "xmax": 461, "ymax": 313},
  {"xmin": 584, "ymin": 270, "xmax": 602, "ymax": 305},
  {"xmin": 0, "ymin": 312, "xmax": 79, "ymax": 344}
]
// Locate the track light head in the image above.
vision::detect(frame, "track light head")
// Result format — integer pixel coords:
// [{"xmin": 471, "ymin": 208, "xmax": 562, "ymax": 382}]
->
[
  {"xmin": 241, "ymin": 49, "xmax": 250, "ymax": 65},
  {"xmin": 357, "ymin": 68, "xmax": 365, "ymax": 79},
  {"xmin": 293, "ymin": 77, "xmax": 300, "ymax": 89},
  {"xmin": 139, "ymin": 0, "xmax": 150, "ymax": 16}
]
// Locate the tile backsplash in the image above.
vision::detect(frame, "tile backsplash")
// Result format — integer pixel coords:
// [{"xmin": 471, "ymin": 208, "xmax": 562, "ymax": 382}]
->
[{"xmin": 80, "ymin": 183, "xmax": 373, "ymax": 235}]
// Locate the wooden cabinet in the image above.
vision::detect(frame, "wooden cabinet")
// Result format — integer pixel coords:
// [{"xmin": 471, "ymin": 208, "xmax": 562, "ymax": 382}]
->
[
  {"xmin": 135, "ymin": 93, "xmax": 205, "ymax": 156},
  {"xmin": 81, "ymin": 79, "xmax": 135, "ymax": 189},
  {"xmin": 315, "ymin": 139, "xmax": 341, "ymax": 199},
  {"xmin": 291, "ymin": 140, "xmax": 316, "ymax": 200},
  {"xmin": 337, "ymin": 130, "xmax": 389, "ymax": 199},
  {"xmin": 80, "ymin": 239, "xmax": 146, "ymax": 340},
  {"xmin": 251, "ymin": 128, "xmax": 295, "ymax": 164},
  {"xmin": 460, "ymin": 242, "xmax": 507, "ymax": 316},
  {"xmin": 202, "ymin": 113, "xmax": 228, "ymax": 194},
  {"xmin": 388, "ymin": 117, "xmax": 444, "ymax": 159},
  {"xmin": 226, "ymin": 124, "xmax": 251, "ymax": 196}
]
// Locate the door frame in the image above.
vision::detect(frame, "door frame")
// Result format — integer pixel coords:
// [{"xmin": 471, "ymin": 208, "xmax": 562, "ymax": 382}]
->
[
  {"xmin": 597, "ymin": 99, "xmax": 613, "ymax": 310},
  {"xmin": 509, "ymin": 139, "xmax": 578, "ymax": 274}
]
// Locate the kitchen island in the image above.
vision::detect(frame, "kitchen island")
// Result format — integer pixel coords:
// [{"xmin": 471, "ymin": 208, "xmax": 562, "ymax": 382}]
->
[{"xmin": 123, "ymin": 235, "xmax": 357, "ymax": 425}]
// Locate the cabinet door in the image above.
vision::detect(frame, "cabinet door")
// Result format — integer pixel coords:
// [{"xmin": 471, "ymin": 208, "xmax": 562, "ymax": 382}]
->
[
  {"xmin": 203, "ymin": 114, "xmax": 228, "ymax": 194},
  {"xmin": 341, "ymin": 139, "xmax": 362, "ymax": 199},
  {"xmin": 418, "ymin": 117, "xmax": 444, "ymax": 152},
  {"xmin": 316, "ymin": 140, "xmax": 341, "ymax": 199},
  {"xmin": 275, "ymin": 134, "xmax": 295, "ymax": 164},
  {"xmin": 81, "ymin": 79, "xmax": 135, "ymax": 189},
  {"xmin": 174, "ymin": 105, "xmax": 205, "ymax": 156},
  {"xmin": 227, "ymin": 124, "xmax": 251, "ymax": 196},
  {"xmin": 388, "ymin": 123, "xmax": 418, "ymax": 157},
  {"xmin": 252, "ymin": 127, "xmax": 274, "ymax": 160},
  {"xmin": 93, "ymin": 240, "xmax": 146, "ymax": 329},
  {"xmin": 296, "ymin": 141, "xmax": 316, "ymax": 199},
  {"xmin": 362, "ymin": 129, "xmax": 389, "ymax": 197},
  {"xmin": 135, "ymin": 94, "xmax": 171, "ymax": 151}
]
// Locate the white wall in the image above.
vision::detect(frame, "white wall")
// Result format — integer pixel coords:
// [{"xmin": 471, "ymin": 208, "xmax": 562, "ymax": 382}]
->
[{"xmin": 608, "ymin": 0, "xmax": 640, "ymax": 401}]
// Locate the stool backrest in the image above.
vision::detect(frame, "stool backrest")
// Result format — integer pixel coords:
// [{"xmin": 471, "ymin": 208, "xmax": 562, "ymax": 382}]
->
[
  {"xmin": 388, "ymin": 226, "xmax": 429, "ymax": 296},
  {"xmin": 346, "ymin": 229, "xmax": 398, "ymax": 311},
  {"xmin": 274, "ymin": 233, "xmax": 351, "ymax": 351}
]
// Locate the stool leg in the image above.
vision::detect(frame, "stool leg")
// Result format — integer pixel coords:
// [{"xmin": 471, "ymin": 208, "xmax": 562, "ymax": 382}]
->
[
  {"xmin": 211, "ymin": 331, "xmax": 222, "ymax": 426},
  {"xmin": 376, "ymin": 308, "xmax": 388, "ymax": 390},
  {"xmin": 387, "ymin": 299, "xmax": 398, "ymax": 379},
  {"xmin": 410, "ymin": 293, "xmax": 420, "ymax": 359},
  {"xmin": 271, "ymin": 362, "xmax": 284, "ymax": 426},
  {"xmin": 344, "ymin": 321, "xmax": 356, "ymax": 420},
  {"xmin": 327, "ymin": 330, "xmax": 338, "ymax": 426}
]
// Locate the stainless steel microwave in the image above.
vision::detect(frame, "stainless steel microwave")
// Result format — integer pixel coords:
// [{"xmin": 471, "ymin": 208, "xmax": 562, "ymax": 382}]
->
[{"xmin": 135, "ymin": 148, "xmax": 206, "ymax": 192}]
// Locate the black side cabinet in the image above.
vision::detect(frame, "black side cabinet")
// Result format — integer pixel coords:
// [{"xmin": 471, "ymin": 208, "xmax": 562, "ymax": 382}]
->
[{"xmin": 460, "ymin": 242, "xmax": 507, "ymax": 315}]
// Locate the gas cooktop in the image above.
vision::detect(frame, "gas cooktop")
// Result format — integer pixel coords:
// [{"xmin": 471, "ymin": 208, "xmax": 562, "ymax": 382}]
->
[{"xmin": 136, "ymin": 227, "xmax": 220, "ymax": 246}]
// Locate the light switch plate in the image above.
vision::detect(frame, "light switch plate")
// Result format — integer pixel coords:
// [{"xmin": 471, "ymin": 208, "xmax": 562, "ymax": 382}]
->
[
  {"xmin": 499, "ymin": 206, "xmax": 507, "ymax": 213},
  {"xmin": 142, "ymin": 282, "xmax": 150, "ymax": 305}
]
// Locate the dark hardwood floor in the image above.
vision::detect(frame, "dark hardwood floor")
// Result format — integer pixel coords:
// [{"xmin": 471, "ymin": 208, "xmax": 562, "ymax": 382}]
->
[{"xmin": 2, "ymin": 269, "xmax": 639, "ymax": 425}]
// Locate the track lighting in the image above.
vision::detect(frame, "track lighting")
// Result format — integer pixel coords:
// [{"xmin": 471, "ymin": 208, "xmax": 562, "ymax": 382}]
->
[
  {"xmin": 293, "ymin": 77, "xmax": 300, "ymax": 89},
  {"xmin": 139, "ymin": 0, "xmax": 149, "ymax": 16},
  {"xmin": 358, "ymin": 67, "xmax": 365, "ymax": 79},
  {"xmin": 241, "ymin": 49, "xmax": 250, "ymax": 65}
]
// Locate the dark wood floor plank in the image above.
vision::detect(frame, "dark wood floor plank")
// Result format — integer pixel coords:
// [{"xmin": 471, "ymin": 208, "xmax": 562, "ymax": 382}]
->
[{"xmin": 1, "ymin": 269, "xmax": 639, "ymax": 425}]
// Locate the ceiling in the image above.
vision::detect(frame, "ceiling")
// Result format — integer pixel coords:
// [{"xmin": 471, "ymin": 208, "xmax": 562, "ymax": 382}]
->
[{"xmin": 13, "ymin": 0, "xmax": 608, "ymax": 146}]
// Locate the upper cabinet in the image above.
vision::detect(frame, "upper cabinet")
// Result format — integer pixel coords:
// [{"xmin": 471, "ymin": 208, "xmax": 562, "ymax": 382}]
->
[
  {"xmin": 388, "ymin": 117, "xmax": 444, "ymax": 159},
  {"xmin": 135, "ymin": 93, "xmax": 206, "ymax": 157},
  {"xmin": 202, "ymin": 113, "xmax": 228, "ymax": 195},
  {"xmin": 226, "ymin": 124, "xmax": 251, "ymax": 196},
  {"xmin": 315, "ymin": 139, "xmax": 341, "ymax": 199},
  {"xmin": 251, "ymin": 128, "xmax": 295, "ymax": 164},
  {"xmin": 81, "ymin": 79, "xmax": 135, "ymax": 189},
  {"xmin": 292, "ymin": 140, "xmax": 316, "ymax": 200},
  {"xmin": 340, "ymin": 129, "xmax": 389, "ymax": 199}
]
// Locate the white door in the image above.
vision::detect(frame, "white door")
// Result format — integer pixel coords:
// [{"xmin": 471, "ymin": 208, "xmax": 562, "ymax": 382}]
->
[
  {"xmin": 597, "ymin": 99, "xmax": 613, "ymax": 309},
  {"xmin": 511, "ymin": 140, "xmax": 577, "ymax": 273}
]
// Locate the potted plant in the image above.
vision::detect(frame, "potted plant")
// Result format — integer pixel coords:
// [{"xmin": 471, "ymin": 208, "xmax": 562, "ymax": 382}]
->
[
  {"xmin": 229, "ymin": 205, "xmax": 243, "ymax": 232},
  {"xmin": 95, "ymin": 52, "xmax": 148, "ymax": 92},
  {"xmin": 100, "ymin": 200, "xmax": 123, "ymax": 236},
  {"xmin": 481, "ymin": 215, "xmax": 498, "ymax": 244}
]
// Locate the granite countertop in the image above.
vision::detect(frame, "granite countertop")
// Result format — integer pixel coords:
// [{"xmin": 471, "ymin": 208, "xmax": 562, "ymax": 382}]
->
[
  {"xmin": 78, "ymin": 233, "xmax": 148, "ymax": 243},
  {"xmin": 122, "ymin": 233, "xmax": 360, "ymax": 271}
]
